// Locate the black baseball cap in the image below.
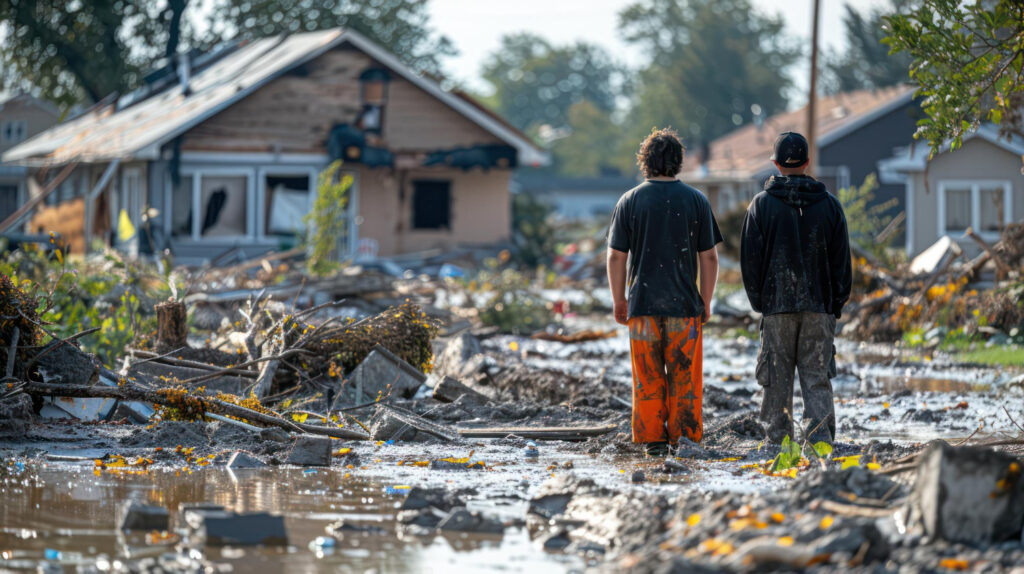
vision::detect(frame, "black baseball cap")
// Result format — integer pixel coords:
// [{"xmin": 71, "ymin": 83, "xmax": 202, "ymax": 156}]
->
[{"xmin": 770, "ymin": 132, "xmax": 809, "ymax": 166}]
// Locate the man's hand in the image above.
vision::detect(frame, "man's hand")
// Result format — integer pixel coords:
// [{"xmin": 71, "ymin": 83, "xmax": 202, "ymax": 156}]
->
[
  {"xmin": 703, "ymin": 302, "xmax": 712, "ymax": 324},
  {"xmin": 614, "ymin": 299, "xmax": 628, "ymax": 325}
]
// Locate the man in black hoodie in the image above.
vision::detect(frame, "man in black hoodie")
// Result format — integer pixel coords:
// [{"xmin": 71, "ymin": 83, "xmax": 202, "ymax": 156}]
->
[{"xmin": 740, "ymin": 132, "xmax": 852, "ymax": 445}]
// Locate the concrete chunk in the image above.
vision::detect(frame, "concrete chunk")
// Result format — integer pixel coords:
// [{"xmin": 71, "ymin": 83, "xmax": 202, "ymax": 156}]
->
[
  {"xmin": 185, "ymin": 509, "xmax": 287, "ymax": 546},
  {"xmin": 118, "ymin": 501, "xmax": 169, "ymax": 532},
  {"xmin": 369, "ymin": 404, "xmax": 459, "ymax": 442},
  {"xmin": 432, "ymin": 376, "xmax": 490, "ymax": 406},
  {"xmin": 437, "ymin": 507, "xmax": 504, "ymax": 534},
  {"xmin": 334, "ymin": 345, "xmax": 426, "ymax": 407},
  {"xmin": 906, "ymin": 441, "xmax": 1024, "ymax": 544},
  {"xmin": 226, "ymin": 451, "xmax": 268, "ymax": 469},
  {"xmin": 285, "ymin": 434, "xmax": 332, "ymax": 466}
]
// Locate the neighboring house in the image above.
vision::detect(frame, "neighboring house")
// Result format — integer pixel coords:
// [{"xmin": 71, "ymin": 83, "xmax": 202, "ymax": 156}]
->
[
  {"xmin": 0, "ymin": 94, "xmax": 61, "ymax": 223},
  {"xmin": 878, "ymin": 124, "xmax": 1024, "ymax": 257},
  {"xmin": 2, "ymin": 29, "xmax": 547, "ymax": 262},
  {"xmin": 684, "ymin": 85, "xmax": 920, "ymax": 217},
  {"xmin": 512, "ymin": 172, "xmax": 639, "ymax": 221}
]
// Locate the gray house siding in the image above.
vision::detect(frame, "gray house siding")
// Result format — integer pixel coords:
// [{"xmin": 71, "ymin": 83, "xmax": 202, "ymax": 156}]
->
[{"xmin": 818, "ymin": 99, "xmax": 922, "ymax": 210}]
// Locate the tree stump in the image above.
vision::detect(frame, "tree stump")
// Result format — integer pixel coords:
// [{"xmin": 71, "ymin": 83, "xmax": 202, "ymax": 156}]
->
[{"xmin": 155, "ymin": 300, "xmax": 189, "ymax": 351}]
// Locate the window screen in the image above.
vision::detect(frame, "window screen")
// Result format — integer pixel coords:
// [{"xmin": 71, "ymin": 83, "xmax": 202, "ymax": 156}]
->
[
  {"xmin": 265, "ymin": 174, "xmax": 309, "ymax": 237},
  {"xmin": 944, "ymin": 188, "xmax": 971, "ymax": 232},
  {"xmin": 412, "ymin": 180, "xmax": 451, "ymax": 230},
  {"xmin": 979, "ymin": 187, "xmax": 1005, "ymax": 233}
]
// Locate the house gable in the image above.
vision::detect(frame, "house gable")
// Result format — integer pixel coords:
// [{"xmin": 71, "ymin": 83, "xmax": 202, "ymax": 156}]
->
[{"xmin": 180, "ymin": 43, "xmax": 501, "ymax": 156}]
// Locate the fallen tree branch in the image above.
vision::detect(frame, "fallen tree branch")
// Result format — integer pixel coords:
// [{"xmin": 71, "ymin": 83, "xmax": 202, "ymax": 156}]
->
[
  {"xmin": 817, "ymin": 499, "xmax": 899, "ymax": 518},
  {"xmin": 23, "ymin": 381, "xmax": 368, "ymax": 440},
  {"xmin": 456, "ymin": 424, "xmax": 618, "ymax": 440}
]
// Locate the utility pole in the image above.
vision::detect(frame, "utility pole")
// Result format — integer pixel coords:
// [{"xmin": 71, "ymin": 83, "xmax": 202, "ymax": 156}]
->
[{"xmin": 807, "ymin": 0, "xmax": 820, "ymax": 176}]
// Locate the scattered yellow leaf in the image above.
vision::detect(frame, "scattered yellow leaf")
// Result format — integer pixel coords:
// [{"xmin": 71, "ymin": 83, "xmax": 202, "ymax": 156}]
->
[
  {"xmin": 938, "ymin": 558, "xmax": 969, "ymax": 571},
  {"xmin": 291, "ymin": 413, "xmax": 309, "ymax": 423},
  {"xmin": 820, "ymin": 515, "xmax": 834, "ymax": 529},
  {"xmin": 866, "ymin": 463, "xmax": 881, "ymax": 471},
  {"xmin": 778, "ymin": 536, "xmax": 794, "ymax": 546},
  {"xmin": 883, "ymin": 402, "xmax": 890, "ymax": 409},
  {"xmin": 509, "ymin": 341, "xmax": 519, "ymax": 352},
  {"xmin": 687, "ymin": 514, "xmax": 702, "ymax": 527},
  {"xmin": 770, "ymin": 512, "xmax": 785, "ymax": 523}
]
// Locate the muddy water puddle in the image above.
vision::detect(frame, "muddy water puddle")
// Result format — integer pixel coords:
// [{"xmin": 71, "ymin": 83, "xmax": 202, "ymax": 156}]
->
[{"xmin": 0, "ymin": 465, "xmax": 584, "ymax": 573}]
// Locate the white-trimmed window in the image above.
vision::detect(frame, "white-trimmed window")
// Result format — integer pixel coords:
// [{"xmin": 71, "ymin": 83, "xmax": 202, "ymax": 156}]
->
[
  {"xmin": 258, "ymin": 168, "xmax": 318, "ymax": 239},
  {"xmin": 169, "ymin": 169, "xmax": 255, "ymax": 240},
  {"xmin": 938, "ymin": 181, "xmax": 1012, "ymax": 240},
  {"xmin": 1, "ymin": 120, "xmax": 26, "ymax": 144}
]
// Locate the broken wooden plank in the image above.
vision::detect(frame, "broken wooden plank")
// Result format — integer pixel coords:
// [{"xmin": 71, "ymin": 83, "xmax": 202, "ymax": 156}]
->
[
  {"xmin": 456, "ymin": 424, "xmax": 618, "ymax": 441},
  {"xmin": 432, "ymin": 376, "xmax": 490, "ymax": 406}
]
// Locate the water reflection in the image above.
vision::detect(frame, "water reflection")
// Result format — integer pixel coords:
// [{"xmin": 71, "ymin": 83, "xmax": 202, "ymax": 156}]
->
[{"xmin": 0, "ymin": 465, "xmax": 581, "ymax": 573}]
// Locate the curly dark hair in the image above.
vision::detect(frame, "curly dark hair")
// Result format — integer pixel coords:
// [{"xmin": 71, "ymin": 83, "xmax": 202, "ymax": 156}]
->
[{"xmin": 636, "ymin": 127, "xmax": 684, "ymax": 178}]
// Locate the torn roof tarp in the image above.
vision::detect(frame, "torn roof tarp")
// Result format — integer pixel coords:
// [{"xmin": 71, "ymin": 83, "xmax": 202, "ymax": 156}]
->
[{"xmin": 2, "ymin": 29, "xmax": 548, "ymax": 168}]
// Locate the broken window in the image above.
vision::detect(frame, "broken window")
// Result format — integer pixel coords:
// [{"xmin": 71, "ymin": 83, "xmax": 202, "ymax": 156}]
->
[
  {"xmin": 0, "ymin": 183, "xmax": 18, "ymax": 221},
  {"xmin": 170, "ymin": 175, "xmax": 194, "ymax": 238},
  {"xmin": 412, "ymin": 180, "xmax": 451, "ymax": 230},
  {"xmin": 943, "ymin": 187, "xmax": 971, "ymax": 233},
  {"xmin": 199, "ymin": 175, "xmax": 248, "ymax": 237},
  {"xmin": 979, "ymin": 186, "xmax": 1005, "ymax": 233},
  {"xmin": 264, "ymin": 174, "xmax": 310, "ymax": 237}
]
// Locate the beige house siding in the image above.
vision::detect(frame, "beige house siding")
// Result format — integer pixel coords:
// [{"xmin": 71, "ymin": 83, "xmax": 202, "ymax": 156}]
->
[
  {"xmin": 908, "ymin": 137, "xmax": 1024, "ymax": 256},
  {"xmin": 357, "ymin": 166, "xmax": 511, "ymax": 256},
  {"xmin": 182, "ymin": 45, "xmax": 501, "ymax": 154}
]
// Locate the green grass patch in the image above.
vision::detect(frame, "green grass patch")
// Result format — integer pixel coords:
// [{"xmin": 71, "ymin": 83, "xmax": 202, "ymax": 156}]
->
[{"xmin": 954, "ymin": 346, "xmax": 1024, "ymax": 367}]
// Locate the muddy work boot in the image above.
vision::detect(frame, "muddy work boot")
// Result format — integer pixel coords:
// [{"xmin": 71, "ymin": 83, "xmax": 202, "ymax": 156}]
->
[{"xmin": 644, "ymin": 442, "xmax": 670, "ymax": 457}]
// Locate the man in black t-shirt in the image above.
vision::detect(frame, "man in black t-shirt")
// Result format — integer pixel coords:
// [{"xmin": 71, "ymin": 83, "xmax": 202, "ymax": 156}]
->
[{"xmin": 607, "ymin": 128, "xmax": 723, "ymax": 457}]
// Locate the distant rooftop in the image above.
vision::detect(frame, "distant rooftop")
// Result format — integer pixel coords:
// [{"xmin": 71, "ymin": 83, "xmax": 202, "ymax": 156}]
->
[{"xmin": 687, "ymin": 84, "xmax": 916, "ymax": 181}]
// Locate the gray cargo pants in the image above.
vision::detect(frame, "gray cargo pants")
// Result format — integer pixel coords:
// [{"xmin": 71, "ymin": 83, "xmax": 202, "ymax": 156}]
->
[{"xmin": 756, "ymin": 312, "xmax": 837, "ymax": 445}]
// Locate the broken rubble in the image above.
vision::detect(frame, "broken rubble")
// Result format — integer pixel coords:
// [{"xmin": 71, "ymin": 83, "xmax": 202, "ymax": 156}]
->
[
  {"xmin": 369, "ymin": 403, "xmax": 459, "ymax": 442},
  {"xmin": 432, "ymin": 375, "xmax": 490, "ymax": 406},
  {"xmin": 285, "ymin": 434, "xmax": 332, "ymax": 466},
  {"xmin": 118, "ymin": 501, "xmax": 169, "ymax": 532},
  {"xmin": 226, "ymin": 451, "xmax": 267, "ymax": 469},
  {"xmin": 399, "ymin": 487, "xmax": 465, "ymax": 512},
  {"xmin": 437, "ymin": 507, "xmax": 504, "ymax": 534},
  {"xmin": 185, "ymin": 509, "xmax": 288, "ymax": 546},
  {"xmin": 333, "ymin": 345, "xmax": 426, "ymax": 407},
  {"xmin": 904, "ymin": 441, "xmax": 1024, "ymax": 544}
]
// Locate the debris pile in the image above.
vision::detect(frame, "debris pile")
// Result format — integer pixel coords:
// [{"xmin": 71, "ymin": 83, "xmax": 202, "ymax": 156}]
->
[{"xmin": 845, "ymin": 224, "xmax": 1024, "ymax": 345}]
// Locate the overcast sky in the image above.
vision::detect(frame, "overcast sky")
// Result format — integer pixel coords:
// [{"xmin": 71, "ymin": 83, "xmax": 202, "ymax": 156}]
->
[{"xmin": 430, "ymin": 0, "xmax": 893, "ymax": 104}]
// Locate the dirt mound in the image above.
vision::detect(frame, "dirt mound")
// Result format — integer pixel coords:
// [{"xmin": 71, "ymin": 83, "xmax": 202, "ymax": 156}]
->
[
  {"xmin": 122, "ymin": 421, "xmax": 210, "ymax": 449},
  {"xmin": 789, "ymin": 466, "xmax": 903, "ymax": 505}
]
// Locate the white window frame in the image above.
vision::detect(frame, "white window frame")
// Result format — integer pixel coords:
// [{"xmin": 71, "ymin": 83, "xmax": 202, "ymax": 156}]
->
[
  {"xmin": 937, "ymin": 180, "xmax": 1013, "ymax": 242},
  {"xmin": 1, "ymin": 119, "xmax": 27, "ymax": 144},
  {"xmin": 169, "ymin": 167, "xmax": 256, "ymax": 242}
]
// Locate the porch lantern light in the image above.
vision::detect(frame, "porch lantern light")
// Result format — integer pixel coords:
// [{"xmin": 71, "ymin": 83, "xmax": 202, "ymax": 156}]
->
[{"xmin": 359, "ymin": 68, "xmax": 390, "ymax": 134}]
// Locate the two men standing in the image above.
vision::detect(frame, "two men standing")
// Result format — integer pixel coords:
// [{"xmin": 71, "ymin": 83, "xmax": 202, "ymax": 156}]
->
[{"xmin": 608, "ymin": 129, "xmax": 851, "ymax": 454}]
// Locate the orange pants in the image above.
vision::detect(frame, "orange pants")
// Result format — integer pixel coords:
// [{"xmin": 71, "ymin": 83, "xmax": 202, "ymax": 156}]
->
[{"xmin": 628, "ymin": 316, "xmax": 703, "ymax": 444}]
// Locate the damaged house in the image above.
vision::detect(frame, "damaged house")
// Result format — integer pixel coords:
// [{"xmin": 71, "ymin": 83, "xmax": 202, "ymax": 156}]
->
[{"xmin": 0, "ymin": 29, "xmax": 547, "ymax": 263}]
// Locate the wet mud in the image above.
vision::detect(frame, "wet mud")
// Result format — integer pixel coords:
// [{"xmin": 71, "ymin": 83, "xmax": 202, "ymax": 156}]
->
[{"xmin": 2, "ymin": 319, "xmax": 1022, "ymax": 572}]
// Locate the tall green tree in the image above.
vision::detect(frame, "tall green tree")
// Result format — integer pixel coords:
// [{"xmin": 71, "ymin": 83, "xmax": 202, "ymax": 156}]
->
[
  {"xmin": 822, "ymin": 1, "xmax": 913, "ymax": 94},
  {"xmin": 1, "ymin": 0, "xmax": 453, "ymax": 110},
  {"xmin": 480, "ymin": 33, "xmax": 626, "ymax": 133},
  {"xmin": 206, "ymin": 0, "xmax": 454, "ymax": 76},
  {"xmin": 549, "ymin": 100, "xmax": 627, "ymax": 176},
  {"xmin": 619, "ymin": 0, "xmax": 798, "ymax": 148},
  {"xmin": 0, "ymin": 0, "xmax": 188, "ymax": 109},
  {"xmin": 884, "ymin": 0, "xmax": 1024, "ymax": 155}
]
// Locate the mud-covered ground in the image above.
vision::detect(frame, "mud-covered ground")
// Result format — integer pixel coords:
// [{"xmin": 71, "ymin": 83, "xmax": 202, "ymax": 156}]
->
[{"xmin": 1, "ymin": 317, "xmax": 1023, "ymax": 572}]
